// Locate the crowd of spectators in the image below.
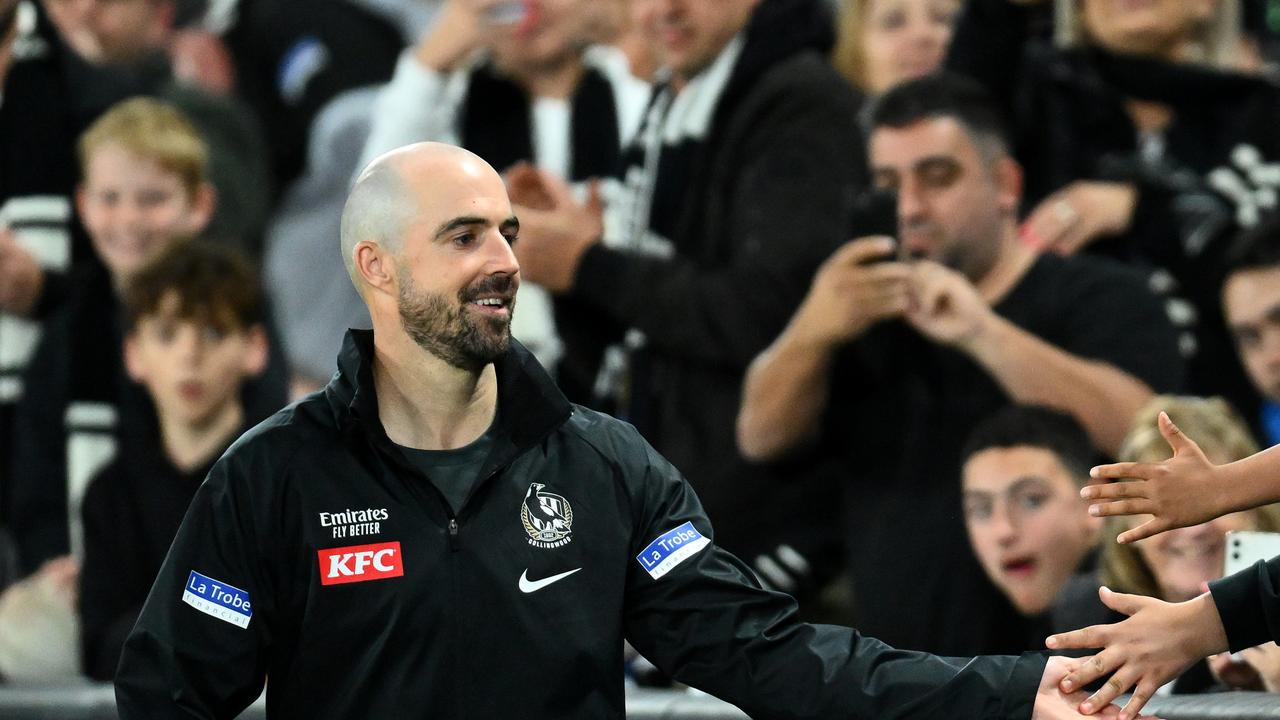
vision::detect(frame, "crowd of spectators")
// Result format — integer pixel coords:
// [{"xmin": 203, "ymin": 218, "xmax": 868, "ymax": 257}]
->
[{"xmin": 1, "ymin": 0, "xmax": 1280, "ymax": 705}]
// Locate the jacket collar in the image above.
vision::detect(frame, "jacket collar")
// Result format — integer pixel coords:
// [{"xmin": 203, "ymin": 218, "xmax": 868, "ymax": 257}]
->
[{"xmin": 328, "ymin": 329, "xmax": 573, "ymax": 469}]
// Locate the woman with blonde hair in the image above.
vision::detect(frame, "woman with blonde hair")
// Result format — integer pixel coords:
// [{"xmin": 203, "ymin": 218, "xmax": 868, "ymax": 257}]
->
[
  {"xmin": 1096, "ymin": 395, "xmax": 1280, "ymax": 694},
  {"xmin": 832, "ymin": 0, "xmax": 960, "ymax": 94}
]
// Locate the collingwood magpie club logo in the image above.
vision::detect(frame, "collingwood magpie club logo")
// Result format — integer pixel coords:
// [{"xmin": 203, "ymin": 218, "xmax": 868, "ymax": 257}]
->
[{"xmin": 521, "ymin": 483, "xmax": 573, "ymax": 549}]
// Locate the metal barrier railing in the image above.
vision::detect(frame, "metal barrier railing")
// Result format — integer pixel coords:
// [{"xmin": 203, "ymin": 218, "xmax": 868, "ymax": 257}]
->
[{"xmin": 0, "ymin": 685, "xmax": 1277, "ymax": 718}]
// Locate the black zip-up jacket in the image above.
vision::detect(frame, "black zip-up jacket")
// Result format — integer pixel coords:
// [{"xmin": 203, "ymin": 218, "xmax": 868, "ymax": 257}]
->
[
  {"xmin": 1212, "ymin": 557, "xmax": 1280, "ymax": 652},
  {"xmin": 117, "ymin": 330, "xmax": 1046, "ymax": 719}
]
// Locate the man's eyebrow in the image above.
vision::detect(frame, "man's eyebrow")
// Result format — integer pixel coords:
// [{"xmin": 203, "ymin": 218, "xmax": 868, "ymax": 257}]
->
[
  {"xmin": 869, "ymin": 156, "xmax": 958, "ymax": 177},
  {"xmin": 500, "ymin": 216, "xmax": 519, "ymax": 234},
  {"xmin": 914, "ymin": 155, "xmax": 960, "ymax": 172},
  {"xmin": 433, "ymin": 216, "xmax": 489, "ymax": 239},
  {"xmin": 1007, "ymin": 475, "xmax": 1050, "ymax": 495},
  {"xmin": 1266, "ymin": 302, "xmax": 1280, "ymax": 324}
]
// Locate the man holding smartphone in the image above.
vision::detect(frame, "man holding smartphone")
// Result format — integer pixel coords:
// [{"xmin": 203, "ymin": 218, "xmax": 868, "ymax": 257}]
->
[{"xmin": 738, "ymin": 73, "xmax": 1186, "ymax": 656}]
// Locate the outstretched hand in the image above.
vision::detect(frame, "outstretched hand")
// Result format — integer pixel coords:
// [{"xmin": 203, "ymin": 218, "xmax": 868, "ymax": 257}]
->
[
  {"xmin": 1045, "ymin": 587, "xmax": 1227, "ymax": 720},
  {"xmin": 1032, "ymin": 656, "xmax": 1155, "ymax": 720},
  {"xmin": 1082, "ymin": 412, "xmax": 1226, "ymax": 544}
]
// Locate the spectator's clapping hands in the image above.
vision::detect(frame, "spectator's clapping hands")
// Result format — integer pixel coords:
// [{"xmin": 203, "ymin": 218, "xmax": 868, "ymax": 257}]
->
[
  {"xmin": 1021, "ymin": 182, "xmax": 1136, "ymax": 255},
  {"xmin": 506, "ymin": 161, "xmax": 558, "ymax": 211},
  {"xmin": 904, "ymin": 259, "xmax": 991, "ymax": 347},
  {"xmin": 0, "ymin": 228, "xmax": 45, "ymax": 316},
  {"xmin": 504, "ymin": 163, "xmax": 602, "ymax": 293},
  {"xmin": 1046, "ymin": 587, "xmax": 1227, "ymax": 720},
  {"xmin": 1083, "ymin": 412, "xmax": 1229, "ymax": 543},
  {"xmin": 789, "ymin": 237, "xmax": 912, "ymax": 348}
]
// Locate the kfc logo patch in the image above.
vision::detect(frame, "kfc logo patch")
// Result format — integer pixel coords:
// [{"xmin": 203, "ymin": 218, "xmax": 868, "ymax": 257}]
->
[{"xmin": 318, "ymin": 541, "xmax": 404, "ymax": 586}]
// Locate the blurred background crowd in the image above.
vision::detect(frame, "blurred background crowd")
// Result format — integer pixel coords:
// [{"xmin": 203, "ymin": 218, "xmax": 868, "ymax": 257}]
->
[{"xmin": 2, "ymin": 0, "xmax": 1280, "ymax": 701}]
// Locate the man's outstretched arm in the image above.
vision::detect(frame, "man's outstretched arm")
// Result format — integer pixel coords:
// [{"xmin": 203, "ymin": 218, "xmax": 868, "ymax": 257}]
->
[{"xmin": 620, "ymin": 422, "xmax": 1148, "ymax": 719}]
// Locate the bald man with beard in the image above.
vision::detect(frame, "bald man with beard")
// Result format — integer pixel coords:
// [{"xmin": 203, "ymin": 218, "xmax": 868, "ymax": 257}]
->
[{"xmin": 116, "ymin": 142, "xmax": 1135, "ymax": 720}]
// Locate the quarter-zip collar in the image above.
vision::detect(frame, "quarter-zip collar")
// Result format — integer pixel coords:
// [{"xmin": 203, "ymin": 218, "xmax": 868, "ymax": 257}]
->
[{"xmin": 327, "ymin": 329, "xmax": 573, "ymax": 482}]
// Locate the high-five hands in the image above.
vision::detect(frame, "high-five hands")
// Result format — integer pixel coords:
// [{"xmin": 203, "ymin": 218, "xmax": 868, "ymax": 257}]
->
[
  {"xmin": 1046, "ymin": 587, "xmax": 1227, "ymax": 720},
  {"xmin": 1032, "ymin": 656, "xmax": 1159, "ymax": 720},
  {"xmin": 1083, "ymin": 412, "xmax": 1240, "ymax": 543}
]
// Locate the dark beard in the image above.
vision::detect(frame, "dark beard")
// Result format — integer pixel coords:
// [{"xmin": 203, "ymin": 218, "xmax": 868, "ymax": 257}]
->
[{"xmin": 398, "ymin": 271, "xmax": 516, "ymax": 372}]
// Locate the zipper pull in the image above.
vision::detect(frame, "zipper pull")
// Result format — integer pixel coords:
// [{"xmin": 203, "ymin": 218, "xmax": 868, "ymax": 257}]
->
[{"xmin": 448, "ymin": 517, "xmax": 459, "ymax": 551}]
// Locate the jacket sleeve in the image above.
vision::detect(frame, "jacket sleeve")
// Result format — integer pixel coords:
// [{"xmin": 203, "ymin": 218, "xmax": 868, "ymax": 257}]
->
[
  {"xmin": 78, "ymin": 466, "xmax": 144, "ymax": 681},
  {"xmin": 7, "ymin": 310, "xmax": 73, "ymax": 574},
  {"xmin": 114, "ymin": 453, "xmax": 275, "ymax": 719},
  {"xmin": 1209, "ymin": 557, "xmax": 1280, "ymax": 652},
  {"xmin": 571, "ymin": 63, "xmax": 865, "ymax": 369},
  {"xmin": 620, "ymin": 427, "xmax": 1046, "ymax": 720}
]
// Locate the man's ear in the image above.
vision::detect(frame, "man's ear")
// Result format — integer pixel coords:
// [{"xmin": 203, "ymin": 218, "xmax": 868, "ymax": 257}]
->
[
  {"xmin": 354, "ymin": 241, "xmax": 396, "ymax": 295},
  {"xmin": 123, "ymin": 333, "xmax": 148, "ymax": 384},
  {"xmin": 241, "ymin": 324, "xmax": 269, "ymax": 377},
  {"xmin": 994, "ymin": 156, "xmax": 1024, "ymax": 216}
]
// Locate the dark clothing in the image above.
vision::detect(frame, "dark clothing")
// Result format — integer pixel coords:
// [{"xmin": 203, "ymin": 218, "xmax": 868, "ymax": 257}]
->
[
  {"xmin": 7, "ymin": 264, "xmax": 288, "ymax": 575},
  {"xmin": 1212, "ymin": 557, "xmax": 1280, "ymax": 652},
  {"xmin": 116, "ymin": 329, "xmax": 1047, "ymax": 719},
  {"xmin": 827, "ymin": 253, "xmax": 1185, "ymax": 654},
  {"xmin": 395, "ymin": 419, "xmax": 495, "ymax": 516},
  {"xmin": 0, "ymin": 31, "xmax": 132, "ymax": 520},
  {"xmin": 78, "ymin": 432, "xmax": 237, "ymax": 681},
  {"xmin": 948, "ymin": 0, "xmax": 1280, "ymax": 419},
  {"xmin": 223, "ymin": 0, "xmax": 402, "ymax": 189},
  {"xmin": 573, "ymin": 0, "xmax": 864, "ymax": 592}
]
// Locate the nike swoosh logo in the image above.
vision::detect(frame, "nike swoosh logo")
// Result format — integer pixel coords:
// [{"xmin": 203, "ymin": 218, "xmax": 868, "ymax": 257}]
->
[{"xmin": 518, "ymin": 567, "xmax": 582, "ymax": 593}]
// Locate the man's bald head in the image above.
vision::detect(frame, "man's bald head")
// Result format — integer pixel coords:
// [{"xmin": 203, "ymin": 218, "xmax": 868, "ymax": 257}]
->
[{"xmin": 339, "ymin": 143, "xmax": 504, "ymax": 291}]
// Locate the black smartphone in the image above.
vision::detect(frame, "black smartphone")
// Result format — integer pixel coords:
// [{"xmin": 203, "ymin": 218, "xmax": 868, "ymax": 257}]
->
[{"xmin": 848, "ymin": 189, "xmax": 899, "ymax": 262}]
